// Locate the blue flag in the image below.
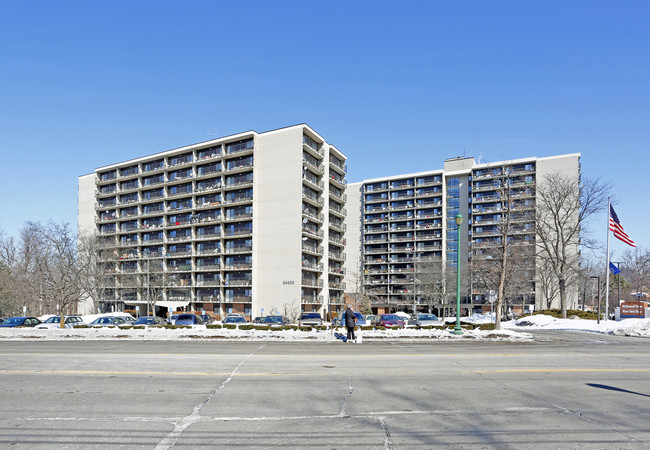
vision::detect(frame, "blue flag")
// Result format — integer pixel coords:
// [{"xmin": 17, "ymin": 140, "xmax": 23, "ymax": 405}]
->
[{"xmin": 609, "ymin": 262, "xmax": 620, "ymax": 275}]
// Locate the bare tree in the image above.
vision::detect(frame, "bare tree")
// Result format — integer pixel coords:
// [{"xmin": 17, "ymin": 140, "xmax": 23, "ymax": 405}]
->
[
  {"xmin": 620, "ymin": 247, "xmax": 650, "ymax": 301},
  {"xmin": 282, "ymin": 298, "xmax": 302, "ymax": 322},
  {"xmin": 33, "ymin": 221, "xmax": 85, "ymax": 327},
  {"xmin": 535, "ymin": 173, "xmax": 611, "ymax": 318},
  {"xmin": 78, "ymin": 232, "xmax": 116, "ymax": 314},
  {"xmin": 471, "ymin": 163, "xmax": 536, "ymax": 328}
]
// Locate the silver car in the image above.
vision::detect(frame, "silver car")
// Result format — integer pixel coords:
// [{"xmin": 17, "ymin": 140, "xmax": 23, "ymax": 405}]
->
[
  {"xmin": 36, "ymin": 315, "xmax": 85, "ymax": 329},
  {"xmin": 408, "ymin": 313, "xmax": 445, "ymax": 327}
]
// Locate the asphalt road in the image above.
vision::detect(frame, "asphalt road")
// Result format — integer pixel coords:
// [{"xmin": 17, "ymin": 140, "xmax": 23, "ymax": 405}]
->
[{"xmin": 0, "ymin": 331, "xmax": 648, "ymax": 449}]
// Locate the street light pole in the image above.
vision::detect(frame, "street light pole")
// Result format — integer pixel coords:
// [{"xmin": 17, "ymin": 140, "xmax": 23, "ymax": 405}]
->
[
  {"xmin": 590, "ymin": 276, "xmax": 601, "ymax": 324},
  {"xmin": 453, "ymin": 214, "xmax": 463, "ymax": 335}
]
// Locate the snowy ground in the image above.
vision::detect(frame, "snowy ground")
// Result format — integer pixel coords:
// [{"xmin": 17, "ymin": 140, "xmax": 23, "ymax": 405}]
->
[{"xmin": 0, "ymin": 313, "xmax": 648, "ymax": 341}]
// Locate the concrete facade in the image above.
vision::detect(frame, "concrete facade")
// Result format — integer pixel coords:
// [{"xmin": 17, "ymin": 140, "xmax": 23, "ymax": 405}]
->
[
  {"xmin": 344, "ymin": 153, "xmax": 581, "ymax": 315},
  {"xmin": 78, "ymin": 125, "xmax": 347, "ymax": 319}
]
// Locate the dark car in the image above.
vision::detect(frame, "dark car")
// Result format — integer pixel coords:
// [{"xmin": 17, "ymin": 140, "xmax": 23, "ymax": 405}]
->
[
  {"xmin": 372, "ymin": 314, "xmax": 406, "ymax": 328},
  {"xmin": 174, "ymin": 314, "xmax": 204, "ymax": 326},
  {"xmin": 298, "ymin": 313, "xmax": 323, "ymax": 327},
  {"xmin": 261, "ymin": 315, "xmax": 289, "ymax": 326},
  {"xmin": 223, "ymin": 316, "xmax": 248, "ymax": 324},
  {"xmin": 133, "ymin": 316, "xmax": 166, "ymax": 326},
  {"xmin": 0, "ymin": 317, "xmax": 42, "ymax": 328},
  {"xmin": 252, "ymin": 316, "xmax": 264, "ymax": 323},
  {"xmin": 0, "ymin": 318, "xmax": 5, "ymax": 324}
]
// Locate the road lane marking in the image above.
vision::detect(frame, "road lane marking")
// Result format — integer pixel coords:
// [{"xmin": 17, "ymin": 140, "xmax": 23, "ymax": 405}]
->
[{"xmin": 474, "ymin": 368, "xmax": 650, "ymax": 373}]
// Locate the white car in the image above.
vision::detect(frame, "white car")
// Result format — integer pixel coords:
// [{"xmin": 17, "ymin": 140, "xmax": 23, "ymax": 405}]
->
[{"xmin": 36, "ymin": 315, "xmax": 85, "ymax": 329}]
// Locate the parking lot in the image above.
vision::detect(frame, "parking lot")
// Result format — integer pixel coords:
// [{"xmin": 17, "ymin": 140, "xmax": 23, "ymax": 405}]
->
[{"xmin": 0, "ymin": 331, "xmax": 649, "ymax": 448}]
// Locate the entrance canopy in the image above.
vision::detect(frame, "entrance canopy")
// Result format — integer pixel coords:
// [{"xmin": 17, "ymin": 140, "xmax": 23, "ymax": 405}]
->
[{"xmin": 123, "ymin": 300, "xmax": 190, "ymax": 309}]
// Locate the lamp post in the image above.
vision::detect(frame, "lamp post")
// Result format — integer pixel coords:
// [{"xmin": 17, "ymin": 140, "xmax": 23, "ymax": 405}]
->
[
  {"xmin": 453, "ymin": 214, "xmax": 463, "ymax": 335},
  {"xmin": 590, "ymin": 276, "xmax": 601, "ymax": 324}
]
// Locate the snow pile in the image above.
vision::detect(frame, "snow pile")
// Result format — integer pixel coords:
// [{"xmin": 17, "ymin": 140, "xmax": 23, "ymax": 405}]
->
[
  {"xmin": 0, "ymin": 324, "xmax": 529, "ymax": 342},
  {"xmin": 504, "ymin": 314, "xmax": 650, "ymax": 337},
  {"xmin": 2, "ymin": 314, "xmax": 647, "ymax": 341}
]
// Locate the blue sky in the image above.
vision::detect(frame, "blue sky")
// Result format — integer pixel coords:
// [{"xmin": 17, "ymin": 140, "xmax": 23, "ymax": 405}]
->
[{"xmin": 1, "ymin": 0, "xmax": 648, "ymax": 255}]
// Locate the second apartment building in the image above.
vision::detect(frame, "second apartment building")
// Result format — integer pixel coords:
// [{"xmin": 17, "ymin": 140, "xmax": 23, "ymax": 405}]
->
[{"xmin": 344, "ymin": 153, "xmax": 581, "ymax": 316}]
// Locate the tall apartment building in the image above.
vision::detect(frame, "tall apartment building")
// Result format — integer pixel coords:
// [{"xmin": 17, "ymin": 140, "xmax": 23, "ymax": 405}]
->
[
  {"xmin": 344, "ymin": 154, "xmax": 580, "ymax": 315},
  {"xmin": 78, "ymin": 124, "xmax": 347, "ymax": 319}
]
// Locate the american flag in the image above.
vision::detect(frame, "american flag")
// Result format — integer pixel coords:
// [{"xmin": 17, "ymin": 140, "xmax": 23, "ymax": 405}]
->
[{"xmin": 609, "ymin": 205, "xmax": 636, "ymax": 247}]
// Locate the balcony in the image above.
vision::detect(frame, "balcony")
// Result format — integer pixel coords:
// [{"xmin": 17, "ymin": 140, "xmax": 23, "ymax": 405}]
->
[
  {"xmin": 328, "ymin": 204, "xmax": 346, "ymax": 218},
  {"xmin": 224, "ymin": 229, "xmax": 253, "ymax": 238},
  {"xmin": 301, "ymin": 278, "xmax": 322, "ymax": 289},
  {"xmin": 223, "ymin": 245, "xmax": 253, "ymax": 254},
  {"xmin": 302, "ymin": 226, "xmax": 323, "ymax": 240},
  {"xmin": 329, "ymin": 158, "xmax": 346, "ymax": 174},
  {"xmin": 195, "ymin": 168, "xmax": 222, "ymax": 181},
  {"xmin": 302, "ymin": 262, "xmax": 323, "ymax": 271},
  {"xmin": 224, "ymin": 161, "xmax": 254, "ymax": 174},
  {"xmin": 302, "ymin": 141, "xmax": 325, "ymax": 159},
  {"xmin": 302, "ymin": 244, "xmax": 323, "ymax": 256},
  {"xmin": 223, "ymin": 263, "xmax": 253, "ymax": 270},
  {"xmin": 329, "ymin": 176, "xmax": 346, "ymax": 189},
  {"xmin": 222, "ymin": 213, "xmax": 253, "ymax": 222},
  {"xmin": 302, "ymin": 175, "xmax": 324, "ymax": 191},
  {"xmin": 302, "ymin": 158, "xmax": 324, "ymax": 175}
]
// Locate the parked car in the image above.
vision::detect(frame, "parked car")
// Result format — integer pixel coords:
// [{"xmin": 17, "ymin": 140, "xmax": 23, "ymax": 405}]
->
[
  {"xmin": 371, "ymin": 314, "xmax": 406, "ymax": 328},
  {"xmin": 0, "ymin": 318, "xmax": 6, "ymax": 324},
  {"xmin": 121, "ymin": 315, "xmax": 136, "ymax": 325},
  {"xmin": 336, "ymin": 311, "xmax": 367, "ymax": 327},
  {"xmin": 261, "ymin": 315, "xmax": 289, "ymax": 326},
  {"xmin": 174, "ymin": 314, "xmax": 204, "ymax": 326},
  {"xmin": 133, "ymin": 316, "xmax": 166, "ymax": 326},
  {"xmin": 365, "ymin": 314, "xmax": 376, "ymax": 324},
  {"xmin": 166, "ymin": 314, "xmax": 179, "ymax": 324},
  {"xmin": 89, "ymin": 316, "xmax": 130, "ymax": 327},
  {"xmin": 298, "ymin": 313, "xmax": 323, "ymax": 327},
  {"xmin": 0, "ymin": 317, "xmax": 42, "ymax": 328},
  {"xmin": 223, "ymin": 316, "xmax": 248, "ymax": 324},
  {"xmin": 408, "ymin": 313, "xmax": 444, "ymax": 327},
  {"xmin": 252, "ymin": 316, "xmax": 264, "ymax": 323},
  {"xmin": 36, "ymin": 315, "xmax": 85, "ymax": 329}
]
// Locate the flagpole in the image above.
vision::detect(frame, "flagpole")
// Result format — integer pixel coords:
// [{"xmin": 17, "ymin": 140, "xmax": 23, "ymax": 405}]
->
[{"xmin": 605, "ymin": 198, "xmax": 611, "ymax": 321}]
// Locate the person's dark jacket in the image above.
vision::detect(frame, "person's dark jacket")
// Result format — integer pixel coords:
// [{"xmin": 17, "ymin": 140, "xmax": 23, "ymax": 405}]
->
[{"xmin": 344, "ymin": 308, "xmax": 357, "ymax": 328}]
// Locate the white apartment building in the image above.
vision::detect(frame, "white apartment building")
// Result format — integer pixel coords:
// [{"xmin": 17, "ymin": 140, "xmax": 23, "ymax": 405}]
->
[
  {"xmin": 344, "ymin": 153, "xmax": 580, "ymax": 316},
  {"xmin": 78, "ymin": 124, "xmax": 347, "ymax": 319}
]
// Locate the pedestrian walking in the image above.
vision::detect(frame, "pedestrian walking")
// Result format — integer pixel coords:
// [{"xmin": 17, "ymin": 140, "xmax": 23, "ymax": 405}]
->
[{"xmin": 344, "ymin": 305, "xmax": 357, "ymax": 343}]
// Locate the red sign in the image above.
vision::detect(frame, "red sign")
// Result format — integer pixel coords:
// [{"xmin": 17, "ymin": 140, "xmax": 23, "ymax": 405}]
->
[{"xmin": 620, "ymin": 301, "xmax": 648, "ymax": 318}]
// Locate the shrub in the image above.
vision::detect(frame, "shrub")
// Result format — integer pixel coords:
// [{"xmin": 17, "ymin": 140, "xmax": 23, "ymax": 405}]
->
[
  {"xmin": 206, "ymin": 324, "xmax": 222, "ymax": 329},
  {"xmin": 299, "ymin": 326, "xmax": 312, "ymax": 332},
  {"xmin": 76, "ymin": 325, "xmax": 89, "ymax": 329},
  {"xmin": 361, "ymin": 326, "xmax": 374, "ymax": 331},
  {"xmin": 391, "ymin": 325, "xmax": 402, "ymax": 330},
  {"xmin": 254, "ymin": 325, "xmax": 270, "ymax": 331},
  {"xmin": 132, "ymin": 326, "xmax": 145, "ymax": 330},
  {"xmin": 223, "ymin": 324, "xmax": 237, "ymax": 330},
  {"xmin": 284, "ymin": 325, "xmax": 298, "ymax": 331},
  {"xmin": 534, "ymin": 309, "xmax": 600, "ymax": 320},
  {"xmin": 476, "ymin": 323, "xmax": 497, "ymax": 331},
  {"xmin": 445, "ymin": 324, "xmax": 474, "ymax": 330},
  {"xmin": 238, "ymin": 324, "xmax": 254, "ymax": 331}
]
